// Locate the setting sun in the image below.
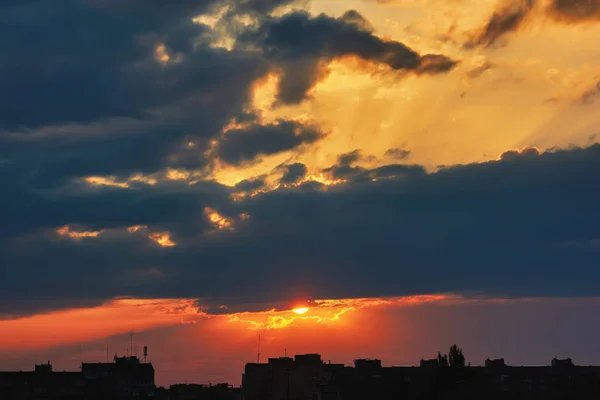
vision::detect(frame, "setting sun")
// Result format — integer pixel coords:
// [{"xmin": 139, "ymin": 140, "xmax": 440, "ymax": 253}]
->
[{"xmin": 292, "ymin": 307, "xmax": 309, "ymax": 315}]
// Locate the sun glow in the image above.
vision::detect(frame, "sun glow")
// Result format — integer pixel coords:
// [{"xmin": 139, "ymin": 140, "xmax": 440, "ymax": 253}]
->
[{"xmin": 292, "ymin": 307, "xmax": 309, "ymax": 315}]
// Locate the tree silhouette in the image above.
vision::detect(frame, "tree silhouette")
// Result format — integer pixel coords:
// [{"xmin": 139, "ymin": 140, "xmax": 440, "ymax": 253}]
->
[
  {"xmin": 448, "ymin": 344, "xmax": 465, "ymax": 368},
  {"xmin": 437, "ymin": 352, "xmax": 449, "ymax": 368},
  {"xmin": 436, "ymin": 345, "xmax": 466, "ymax": 368}
]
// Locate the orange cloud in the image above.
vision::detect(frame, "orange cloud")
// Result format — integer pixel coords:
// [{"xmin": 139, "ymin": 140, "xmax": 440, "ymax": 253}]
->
[
  {"xmin": 225, "ymin": 294, "xmax": 460, "ymax": 330},
  {"xmin": 84, "ymin": 174, "xmax": 157, "ymax": 188},
  {"xmin": 0, "ymin": 299, "xmax": 204, "ymax": 350},
  {"xmin": 205, "ymin": 207, "xmax": 235, "ymax": 230},
  {"xmin": 56, "ymin": 225, "xmax": 102, "ymax": 240},
  {"xmin": 148, "ymin": 232, "xmax": 176, "ymax": 247},
  {"xmin": 251, "ymin": 72, "xmax": 280, "ymax": 117}
]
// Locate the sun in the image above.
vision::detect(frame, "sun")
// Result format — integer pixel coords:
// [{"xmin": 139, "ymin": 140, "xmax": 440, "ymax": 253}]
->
[{"xmin": 292, "ymin": 307, "xmax": 309, "ymax": 315}]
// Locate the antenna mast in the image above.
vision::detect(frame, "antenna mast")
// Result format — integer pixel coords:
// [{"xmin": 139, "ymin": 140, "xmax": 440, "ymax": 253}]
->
[
  {"xmin": 130, "ymin": 331, "xmax": 133, "ymax": 358},
  {"xmin": 257, "ymin": 332, "xmax": 261, "ymax": 364}
]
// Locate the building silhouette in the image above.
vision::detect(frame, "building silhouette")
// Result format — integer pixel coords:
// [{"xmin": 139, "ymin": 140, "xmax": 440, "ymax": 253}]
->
[
  {"xmin": 242, "ymin": 353, "xmax": 600, "ymax": 400},
  {"xmin": 3, "ymin": 351, "xmax": 600, "ymax": 399},
  {"xmin": 82, "ymin": 355, "xmax": 155, "ymax": 398},
  {"xmin": 169, "ymin": 383, "xmax": 241, "ymax": 400},
  {"xmin": 0, "ymin": 355, "xmax": 154, "ymax": 399}
]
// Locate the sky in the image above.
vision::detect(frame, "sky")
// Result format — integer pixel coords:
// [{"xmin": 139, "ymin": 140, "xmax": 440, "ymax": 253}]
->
[{"xmin": 1, "ymin": 0, "xmax": 600, "ymax": 387}]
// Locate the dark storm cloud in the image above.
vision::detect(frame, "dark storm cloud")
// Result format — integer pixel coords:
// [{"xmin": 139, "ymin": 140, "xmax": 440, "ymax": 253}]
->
[
  {"xmin": 385, "ymin": 147, "xmax": 411, "ymax": 161},
  {"xmin": 323, "ymin": 161, "xmax": 425, "ymax": 182},
  {"xmin": 0, "ymin": 0, "xmax": 334, "ymax": 181},
  {"xmin": 499, "ymin": 146, "xmax": 540, "ymax": 161},
  {"xmin": 238, "ymin": 10, "xmax": 457, "ymax": 103},
  {"xmin": 228, "ymin": 0, "xmax": 296, "ymax": 14},
  {"xmin": 214, "ymin": 121, "xmax": 325, "ymax": 166},
  {"xmin": 323, "ymin": 149, "xmax": 422, "ymax": 182},
  {"xmin": 0, "ymin": 0, "xmax": 228, "ymax": 129},
  {"xmin": 0, "ymin": 164, "xmax": 231, "ymax": 240},
  {"xmin": 234, "ymin": 176, "xmax": 267, "ymax": 192},
  {"xmin": 3, "ymin": 0, "xmax": 600, "ymax": 320},
  {"xmin": 465, "ymin": 0, "xmax": 534, "ymax": 48},
  {"xmin": 548, "ymin": 0, "xmax": 600, "ymax": 22},
  {"xmin": 337, "ymin": 150, "xmax": 363, "ymax": 166},
  {"xmin": 3, "ymin": 144, "xmax": 600, "ymax": 317},
  {"xmin": 466, "ymin": 0, "xmax": 600, "ymax": 48},
  {"xmin": 279, "ymin": 163, "xmax": 308, "ymax": 184}
]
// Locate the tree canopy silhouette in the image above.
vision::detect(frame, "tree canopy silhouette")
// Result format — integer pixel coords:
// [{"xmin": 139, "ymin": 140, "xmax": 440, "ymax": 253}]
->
[
  {"xmin": 437, "ymin": 344, "xmax": 466, "ymax": 368},
  {"xmin": 437, "ymin": 352, "xmax": 449, "ymax": 368},
  {"xmin": 448, "ymin": 344, "xmax": 465, "ymax": 368}
]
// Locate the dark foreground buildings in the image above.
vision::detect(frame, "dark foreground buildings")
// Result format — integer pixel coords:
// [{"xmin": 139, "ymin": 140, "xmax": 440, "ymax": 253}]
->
[
  {"xmin": 242, "ymin": 354, "xmax": 600, "ymax": 400},
  {"xmin": 169, "ymin": 383, "xmax": 242, "ymax": 400},
  {"xmin": 4, "ymin": 352, "xmax": 600, "ymax": 399},
  {"xmin": 0, "ymin": 355, "xmax": 154, "ymax": 399}
]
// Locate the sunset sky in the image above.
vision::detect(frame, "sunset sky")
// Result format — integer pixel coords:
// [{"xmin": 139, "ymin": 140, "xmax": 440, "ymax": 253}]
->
[{"xmin": 2, "ymin": 0, "xmax": 600, "ymax": 387}]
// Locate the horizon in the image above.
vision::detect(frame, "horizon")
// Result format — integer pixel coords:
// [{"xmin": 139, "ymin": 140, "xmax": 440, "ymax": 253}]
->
[
  {"xmin": 3, "ymin": 345, "xmax": 595, "ymax": 388},
  {"xmin": 3, "ymin": 295, "xmax": 600, "ymax": 386}
]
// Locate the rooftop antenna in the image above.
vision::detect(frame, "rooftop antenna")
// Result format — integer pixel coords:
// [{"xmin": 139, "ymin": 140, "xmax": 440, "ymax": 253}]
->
[
  {"xmin": 285, "ymin": 348, "xmax": 287, "ymax": 357},
  {"xmin": 130, "ymin": 331, "xmax": 134, "ymax": 358},
  {"xmin": 143, "ymin": 346, "xmax": 148, "ymax": 363},
  {"xmin": 257, "ymin": 331, "xmax": 261, "ymax": 364},
  {"xmin": 106, "ymin": 341, "xmax": 109, "ymax": 363}
]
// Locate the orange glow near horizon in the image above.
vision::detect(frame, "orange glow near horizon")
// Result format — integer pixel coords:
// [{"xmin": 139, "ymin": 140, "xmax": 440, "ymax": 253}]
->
[
  {"xmin": 0, "ymin": 295, "xmax": 460, "ymax": 349},
  {"xmin": 225, "ymin": 294, "xmax": 463, "ymax": 331},
  {"xmin": 0, "ymin": 294, "xmax": 497, "ymax": 356},
  {"xmin": 0, "ymin": 294, "xmax": 595, "ymax": 386},
  {"xmin": 0, "ymin": 299, "xmax": 204, "ymax": 350}
]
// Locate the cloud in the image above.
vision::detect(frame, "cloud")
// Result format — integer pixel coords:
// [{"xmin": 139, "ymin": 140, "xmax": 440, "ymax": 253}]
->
[
  {"xmin": 466, "ymin": 62, "xmax": 493, "ymax": 79},
  {"xmin": 499, "ymin": 146, "xmax": 540, "ymax": 161},
  {"xmin": 580, "ymin": 81, "xmax": 600, "ymax": 104},
  {"xmin": 337, "ymin": 150, "xmax": 364, "ymax": 166},
  {"xmin": 213, "ymin": 121, "xmax": 325, "ymax": 166},
  {"xmin": 279, "ymin": 163, "xmax": 308, "ymax": 184},
  {"xmin": 465, "ymin": 0, "xmax": 600, "ymax": 48},
  {"xmin": 547, "ymin": 0, "xmax": 600, "ymax": 22},
  {"xmin": 0, "ymin": 0, "xmax": 231, "ymax": 130},
  {"xmin": 238, "ymin": 10, "xmax": 457, "ymax": 103},
  {"xmin": 0, "ymin": 0, "xmax": 291, "ymax": 184},
  {"xmin": 465, "ymin": 0, "xmax": 534, "ymax": 48},
  {"xmin": 227, "ymin": 0, "xmax": 297, "ymax": 15},
  {"xmin": 0, "ymin": 0, "xmax": 337, "ymax": 183},
  {"xmin": 323, "ymin": 150, "xmax": 423, "ymax": 182},
  {"xmin": 2, "ymin": 0, "xmax": 600, "ymax": 320},
  {"xmin": 385, "ymin": 147, "xmax": 412, "ymax": 161},
  {"xmin": 324, "ymin": 163, "xmax": 425, "ymax": 182},
  {"xmin": 4, "ymin": 144, "xmax": 600, "ymax": 317},
  {"xmin": 235, "ymin": 176, "xmax": 268, "ymax": 192}
]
